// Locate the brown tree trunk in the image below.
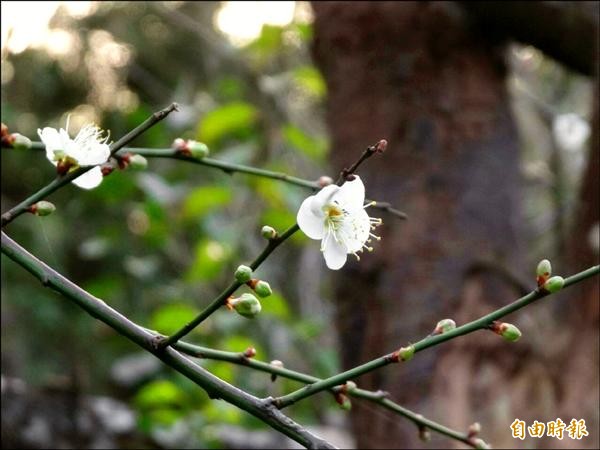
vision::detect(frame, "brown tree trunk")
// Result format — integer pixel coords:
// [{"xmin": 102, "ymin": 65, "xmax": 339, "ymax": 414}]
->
[
  {"xmin": 312, "ymin": 2, "xmax": 599, "ymax": 449},
  {"xmin": 312, "ymin": 2, "xmax": 526, "ymax": 448}
]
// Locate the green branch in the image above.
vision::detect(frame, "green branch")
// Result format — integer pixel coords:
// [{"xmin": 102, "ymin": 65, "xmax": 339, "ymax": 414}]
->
[
  {"xmin": 1, "ymin": 104, "xmax": 178, "ymax": 228},
  {"xmin": 159, "ymin": 223, "xmax": 300, "ymax": 348},
  {"xmin": 173, "ymin": 341, "xmax": 481, "ymax": 448},
  {"xmin": 27, "ymin": 142, "xmax": 407, "ymax": 220},
  {"xmin": 0, "ymin": 231, "xmax": 335, "ymax": 449},
  {"xmin": 160, "ymin": 139, "xmax": 393, "ymax": 347},
  {"xmin": 273, "ymin": 265, "xmax": 600, "ymax": 408}
]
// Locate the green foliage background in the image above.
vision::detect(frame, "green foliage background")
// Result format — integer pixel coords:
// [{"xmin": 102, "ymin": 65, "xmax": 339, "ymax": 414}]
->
[{"xmin": 1, "ymin": 2, "xmax": 341, "ymax": 446}]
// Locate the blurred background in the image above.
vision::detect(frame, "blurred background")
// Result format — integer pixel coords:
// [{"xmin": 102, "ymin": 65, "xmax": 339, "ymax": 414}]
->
[{"xmin": 1, "ymin": 2, "xmax": 598, "ymax": 449}]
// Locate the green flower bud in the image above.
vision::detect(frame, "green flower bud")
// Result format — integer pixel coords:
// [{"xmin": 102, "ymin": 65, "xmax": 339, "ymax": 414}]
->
[
  {"xmin": 543, "ymin": 276, "xmax": 564, "ymax": 293},
  {"xmin": 434, "ymin": 318, "xmax": 456, "ymax": 334},
  {"xmin": 536, "ymin": 259, "xmax": 552, "ymax": 286},
  {"xmin": 261, "ymin": 225, "xmax": 277, "ymax": 240},
  {"xmin": 31, "ymin": 201, "xmax": 56, "ymax": 216},
  {"xmin": 188, "ymin": 140, "xmax": 209, "ymax": 159},
  {"xmin": 230, "ymin": 293, "xmax": 261, "ymax": 319},
  {"xmin": 270, "ymin": 359, "xmax": 283, "ymax": 382},
  {"xmin": 499, "ymin": 323, "xmax": 521, "ymax": 342},
  {"xmin": 397, "ymin": 345, "xmax": 415, "ymax": 362},
  {"xmin": 12, "ymin": 133, "xmax": 32, "ymax": 150},
  {"xmin": 344, "ymin": 381, "xmax": 357, "ymax": 392},
  {"xmin": 254, "ymin": 280, "xmax": 272, "ymax": 298},
  {"xmin": 468, "ymin": 422, "xmax": 481, "ymax": 437},
  {"xmin": 335, "ymin": 393, "xmax": 352, "ymax": 410},
  {"xmin": 128, "ymin": 154, "xmax": 148, "ymax": 170},
  {"xmin": 536, "ymin": 259, "xmax": 552, "ymax": 278},
  {"xmin": 235, "ymin": 265, "xmax": 253, "ymax": 283}
]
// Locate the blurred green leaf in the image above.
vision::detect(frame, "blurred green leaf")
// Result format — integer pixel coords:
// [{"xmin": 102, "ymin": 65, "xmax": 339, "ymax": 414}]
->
[
  {"xmin": 202, "ymin": 400, "xmax": 243, "ymax": 424},
  {"xmin": 215, "ymin": 76, "xmax": 245, "ymax": 101},
  {"xmin": 293, "ymin": 23, "xmax": 313, "ymax": 42},
  {"xmin": 282, "ymin": 124, "xmax": 328, "ymax": 161},
  {"xmin": 293, "ymin": 66, "xmax": 327, "ymax": 98},
  {"xmin": 182, "ymin": 185, "xmax": 232, "ymax": 220},
  {"xmin": 185, "ymin": 240, "xmax": 231, "ymax": 282},
  {"xmin": 150, "ymin": 303, "xmax": 200, "ymax": 335},
  {"xmin": 223, "ymin": 335, "xmax": 258, "ymax": 354},
  {"xmin": 203, "ymin": 361, "xmax": 235, "ymax": 384},
  {"xmin": 197, "ymin": 102, "xmax": 259, "ymax": 148},
  {"xmin": 247, "ymin": 24, "xmax": 284, "ymax": 58},
  {"xmin": 260, "ymin": 292, "xmax": 290, "ymax": 320},
  {"xmin": 82, "ymin": 276, "xmax": 123, "ymax": 300},
  {"xmin": 135, "ymin": 379, "xmax": 186, "ymax": 409}
]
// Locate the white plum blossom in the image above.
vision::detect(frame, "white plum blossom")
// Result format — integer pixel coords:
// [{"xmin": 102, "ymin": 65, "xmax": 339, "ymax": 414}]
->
[
  {"xmin": 297, "ymin": 175, "xmax": 382, "ymax": 270},
  {"xmin": 38, "ymin": 118, "xmax": 111, "ymax": 189}
]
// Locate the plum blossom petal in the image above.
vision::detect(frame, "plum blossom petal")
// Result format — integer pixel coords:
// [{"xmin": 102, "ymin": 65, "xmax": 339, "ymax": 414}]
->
[
  {"xmin": 296, "ymin": 175, "xmax": 382, "ymax": 270},
  {"xmin": 331, "ymin": 177, "xmax": 365, "ymax": 212},
  {"xmin": 72, "ymin": 166, "xmax": 104, "ymax": 190},
  {"xmin": 297, "ymin": 195, "xmax": 326, "ymax": 239},
  {"xmin": 322, "ymin": 233, "xmax": 348, "ymax": 270},
  {"xmin": 38, "ymin": 121, "xmax": 111, "ymax": 189}
]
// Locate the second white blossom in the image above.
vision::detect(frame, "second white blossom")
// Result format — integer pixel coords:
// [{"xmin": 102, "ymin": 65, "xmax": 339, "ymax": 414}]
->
[{"xmin": 297, "ymin": 176, "xmax": 382, "ymax": 270}]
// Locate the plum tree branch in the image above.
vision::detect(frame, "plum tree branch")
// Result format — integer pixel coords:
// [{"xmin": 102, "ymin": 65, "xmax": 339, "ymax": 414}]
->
[
  {"xmin": 27, "ymin": 142, "xmax": 408, "ymax": 219},
  {"xmin": 272, "ymin": 265, "xmax": 600, "ymax": 408},
  {"xmin": 0, "ymin": 231, "xmax": 336, "ymax": 450},
  {"xmin": 0, "ymin": 104, "xmax": 179, "ymax": 228},
  {"xmin": 172, "ymin": 341, "xmax": 484, "ymax": 448}
]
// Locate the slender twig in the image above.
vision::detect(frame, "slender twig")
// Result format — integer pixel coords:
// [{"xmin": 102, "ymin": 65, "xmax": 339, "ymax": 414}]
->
[
  {"xmin": 272, "ymin": 265, "xmax": 600, "ymax": 408},
  {"xmin": 0, "ymin": 231, "xmax": 335, "ymax": 449},
  {"xmin": 161, "ymin": 140, "xmax": 391, "ymax": 347},
  {"xmin": 159, "ymin": 223, "xmax": 300, "ymax": 349},
  {"xmin": 1, "ymin": 104, "xmax": 179, "ymax": 227},
  {"xmin": 27, "ymin": 142, "xmax": 407, "ymax": 219},
  {"xmin": 172, "ymin": 341, "xmax": 481, "ymax": 448},
  {"xmin": 335, "ymin": 139, "xmax": 387, "ymax": 185}
]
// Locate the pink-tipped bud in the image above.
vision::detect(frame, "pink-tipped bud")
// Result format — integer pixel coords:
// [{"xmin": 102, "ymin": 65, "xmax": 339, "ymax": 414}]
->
[
  {"xmin": 317, "ymin": 176, "xmax": 334, "ymax": 187},
  {"xmin": 468, "ymin": 422, "xmax": 481, "ymax": 438},
  {"xmin": 172, "ymin": 138, "xmax": 187, "ymax": 152},
  {"xmin": 433, "ymin": 318, "xmax": 456, "ymax": 335},
  {"xmin": 536, "ymin": 259, "xmax": 552, "ymax": 287},
  {"xmin": 270, "ymin": 360, "xmax": 284, "ymax": 382},
  {"xmin": 243, "ymin": 347, "xmax": 257, "ymax": 358},
  {"xmin": 490, "ymin": 321, "xmax": 522, "ymax": 342},
  {"xmin": 375, "ymin": 139, "xmax": 387, "ymax": 153}
]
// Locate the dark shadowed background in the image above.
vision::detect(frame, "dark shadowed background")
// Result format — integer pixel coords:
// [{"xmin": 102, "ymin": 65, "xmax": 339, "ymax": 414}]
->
[{"xmin": 1, "ymin": 2, "xmax": 598, "ymax": 449}]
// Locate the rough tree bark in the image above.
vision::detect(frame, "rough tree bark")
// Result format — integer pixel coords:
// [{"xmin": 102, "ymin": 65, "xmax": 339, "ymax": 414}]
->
[{"xmin": 312, "ymin": 2, "xmax": 598, "ymax": 448}]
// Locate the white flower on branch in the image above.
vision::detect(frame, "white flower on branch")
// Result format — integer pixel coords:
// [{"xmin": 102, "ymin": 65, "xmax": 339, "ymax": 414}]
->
[
  {"xmin": 297, "ymin": 175, "xmax": 382, "ymax": 270},
  {"xmin": 38, "ymin": 119, "xmax": 110, "ymax": 189}
]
